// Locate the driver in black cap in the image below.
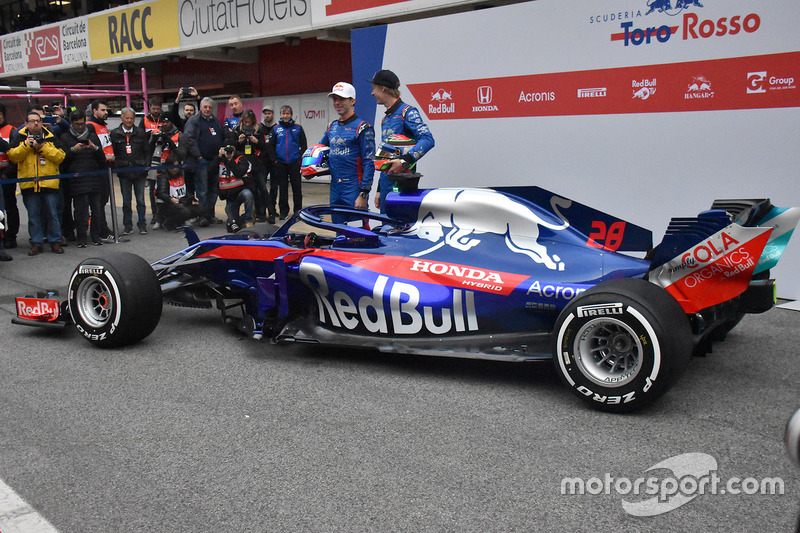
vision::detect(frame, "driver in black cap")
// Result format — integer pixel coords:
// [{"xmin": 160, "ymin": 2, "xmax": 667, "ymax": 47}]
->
[{"xmin": 370, "ymin": 69, "xmax": 435, "ymax": 213}]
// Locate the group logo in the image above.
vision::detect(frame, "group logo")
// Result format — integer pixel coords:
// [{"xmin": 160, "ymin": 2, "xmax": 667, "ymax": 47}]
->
[{"xmin": 747, "ymin": 71, "xmax": 796, "ymax": 94}]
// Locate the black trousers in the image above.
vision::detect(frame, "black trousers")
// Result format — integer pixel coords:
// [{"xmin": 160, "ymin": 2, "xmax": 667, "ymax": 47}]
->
[
  {"xmin": 273, "ymin": 160, "xmax": 302, "ymax": 216},
  {"xmin": 2, "ymin": 182, "xmax": 20, "ymax": 240},
  {"xmin": 72, "ymin": 191, "xmax": 104, "ymax": 244}
]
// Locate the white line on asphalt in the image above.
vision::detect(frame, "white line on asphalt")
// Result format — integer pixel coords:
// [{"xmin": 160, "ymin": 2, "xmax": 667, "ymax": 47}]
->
[{"xmin": 0, "ymin": 477, "xmax": 60, "ymax": 533}]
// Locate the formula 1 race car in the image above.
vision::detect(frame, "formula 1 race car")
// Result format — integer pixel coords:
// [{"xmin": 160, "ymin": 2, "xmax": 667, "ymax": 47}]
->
[{"xmin": 13, "ymin": 185, "xmax": 800, "ymax": 412}]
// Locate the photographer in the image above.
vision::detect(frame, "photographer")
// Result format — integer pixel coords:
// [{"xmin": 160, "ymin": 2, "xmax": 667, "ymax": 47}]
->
[
  {"xmin": 7, "ymin": 112, "xmax": 66, "ymax": 255},
  {"xmin": 148, "ymin": 116, "xmax": 184, "ymax": 229},
  {"xmin": 60, "ymin": 111, "xmax": 108, "ymax": 247},
  {"xmin": 212, "ymin": 145, "xmax": 254, "ymax": 233},
  {"xmin": 171, "ymin": 87, "xmax": 200, "ymax": 131},
  {"xmin": 156, "ymin": 153, "xmax": 203, "ymax": 231},
  {"xmin": 226, "ymin": 109, "xmax": 275, "ymax": 224}
]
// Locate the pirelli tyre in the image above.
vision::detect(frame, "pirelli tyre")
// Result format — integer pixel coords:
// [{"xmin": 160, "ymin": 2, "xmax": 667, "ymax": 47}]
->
[
  {"xmin": 68, "ymin": 252, "xmax": 162, "ymax": 347},
  {"xmin": 552, "ymin": 278, "xmax": 691, "ymax": 413}
]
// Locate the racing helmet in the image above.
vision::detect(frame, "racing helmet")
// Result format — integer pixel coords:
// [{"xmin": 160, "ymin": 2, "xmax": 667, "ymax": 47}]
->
[
  {"xmin": 301, "ymin": 144, "xmax": 330, "ymax": 179},
  {"xmin": 373, "ymin": 134, "xmax": 416, "ymax": 171}
]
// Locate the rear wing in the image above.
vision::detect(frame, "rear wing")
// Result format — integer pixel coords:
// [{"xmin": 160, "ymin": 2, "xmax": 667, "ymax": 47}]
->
[{"xmin": 648, "ymin": 199, "xmax": 800, "ymax": 313}]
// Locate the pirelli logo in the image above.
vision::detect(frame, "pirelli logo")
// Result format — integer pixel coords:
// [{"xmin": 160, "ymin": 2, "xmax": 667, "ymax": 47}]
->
[{"xmin": 576, "ymin": 303, "xmax": 624, "ymax": 318}]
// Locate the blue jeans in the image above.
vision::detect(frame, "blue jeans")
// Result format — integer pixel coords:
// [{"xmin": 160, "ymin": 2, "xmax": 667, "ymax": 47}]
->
[
  {"xmin": 194, "ymin": 158, "xmax": 219, "ymax": 220},
  {"xmin": 118, "ymin": 176, "xmax": 147, "ymax": 229},
  {"xmin": 22, "ymin": 191, "xmax": 61, "ymax": 245},
  {"xmin": 193, "ymin": 159, "xmax": 209, "ymax": 207},
  {"xmin": 225, "ymin": 189, "xmax": 254, "ymax": 224}
]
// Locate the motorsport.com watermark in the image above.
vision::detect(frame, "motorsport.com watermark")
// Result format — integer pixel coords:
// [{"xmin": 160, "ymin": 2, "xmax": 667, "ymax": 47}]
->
[{"xmin": 560, "ymin": 453, "xmax": 784, "ymax": 516}]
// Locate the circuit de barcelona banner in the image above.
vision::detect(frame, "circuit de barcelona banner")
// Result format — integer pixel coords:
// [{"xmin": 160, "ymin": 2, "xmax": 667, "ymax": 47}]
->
[{"xmin": 351, "ymin": 0, "xmax": 800, "ymax": 298}]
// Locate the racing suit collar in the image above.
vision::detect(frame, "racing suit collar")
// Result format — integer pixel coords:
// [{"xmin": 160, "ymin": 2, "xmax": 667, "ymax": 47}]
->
[
  {"xmin": 385, "ymin": 98, "xmax": 403, "ymax": 116},
  {"xmin": 337, "ymin": 112, "xmax": 358, "ymax": 125}
]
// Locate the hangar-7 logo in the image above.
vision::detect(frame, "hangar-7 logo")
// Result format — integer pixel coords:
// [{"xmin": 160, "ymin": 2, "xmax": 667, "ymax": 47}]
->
[{"xmin": 645, "ymin": 0, "xmax": 703, "ymax": 17}]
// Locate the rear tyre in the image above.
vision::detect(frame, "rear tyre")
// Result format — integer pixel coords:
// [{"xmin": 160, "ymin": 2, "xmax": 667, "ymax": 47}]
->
[
  {"xmin": 68, "ymin": 252, "xmax": 162, "ymax": 347},
  {"xmin": 552, "ymin": 278, "xmax": 691, "ymax": 412}
]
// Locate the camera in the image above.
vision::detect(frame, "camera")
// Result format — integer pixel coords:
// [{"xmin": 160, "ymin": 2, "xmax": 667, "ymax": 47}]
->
[
  {"xmin": 30, "ymin": 133, "xmax": 45, "ymax": 144},
  {"xmin": 224, "ymin": 146, "xmax": 235, "ymax": 155},
  {"xmin": 181, "ymin": 87, "xmax": 193, "ymax": 98}
]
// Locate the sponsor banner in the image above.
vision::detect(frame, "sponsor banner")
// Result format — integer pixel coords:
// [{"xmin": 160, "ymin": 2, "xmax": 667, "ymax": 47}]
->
[
  {"xmin": 60, "ymin": 18, "xmax": 91, "ymax": 67},
  {"xmin": 26, "ymin": 26, "xmax": 62, "ymax": 70},
  {"xmin": 1, "ymin": 20, "xmax": 90, "ymax": 74},
  {"xmin": 650, "ymin": 225, "xmax": 771, "ymax": 313},
  {"xmin": 408, "ymin": 51, "xmax": 800, "ymax": 120},
  {"xmin": 88, "ymin": 0, "xmax": 180, "ymax": 61},
  {"xmin": 1, "ymin": 34, "xmax": 26, "ymax": 74},
  {"xmin": 178, "ymin": 0, "xmax": 310, "ymax": 49}
]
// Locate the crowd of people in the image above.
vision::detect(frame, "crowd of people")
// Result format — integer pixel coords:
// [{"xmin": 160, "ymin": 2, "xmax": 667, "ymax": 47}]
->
[{"xmin": 0, "ymin": 69, "xmax": 435, "ymax": 262}]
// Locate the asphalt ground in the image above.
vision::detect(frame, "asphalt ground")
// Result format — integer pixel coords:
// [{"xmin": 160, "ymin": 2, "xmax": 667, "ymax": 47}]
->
[{"xmin": 1, "ymin": 179, "xmax": 800, "ymax": 532}]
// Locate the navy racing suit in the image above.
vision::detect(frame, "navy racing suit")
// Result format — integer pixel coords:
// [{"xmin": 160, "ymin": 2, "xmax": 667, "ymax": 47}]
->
[
  {"xmin": 320, "ymin": 114, "xmax": 376, "ymax": 214},
  {"xmin": 378, "ymin": 99, "xmax": 435, "ymax": 212}
]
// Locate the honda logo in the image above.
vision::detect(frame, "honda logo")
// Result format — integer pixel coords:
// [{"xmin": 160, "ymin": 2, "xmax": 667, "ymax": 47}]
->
[{"xmin": 477, "ymin": 86, "xmax": 493, "ymax": 104}]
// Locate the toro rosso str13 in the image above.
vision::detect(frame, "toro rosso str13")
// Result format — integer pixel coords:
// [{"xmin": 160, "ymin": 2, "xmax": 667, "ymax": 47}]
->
[{"xmin": 14, "ymin": 186, "xmax": 800, "ymax": 412}]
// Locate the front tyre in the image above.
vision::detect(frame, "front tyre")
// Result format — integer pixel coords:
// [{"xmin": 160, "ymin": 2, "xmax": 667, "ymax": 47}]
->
[
  {"xmin": 68, "ymin": 252, "xmax": 162, "ymax": 347},
  {"xmin": 552, "ymin": 278, "xmax": 691, "ymax": 412}
]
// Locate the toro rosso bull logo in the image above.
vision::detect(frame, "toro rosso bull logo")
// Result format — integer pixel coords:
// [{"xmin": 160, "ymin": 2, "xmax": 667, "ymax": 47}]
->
[
  {"xmin": 404, "ymin": 189, "xmax": 571, "ymax": 271},
  {"xmin": 646, "ymin": 0, "xmax": 703, "ymax": 16}
]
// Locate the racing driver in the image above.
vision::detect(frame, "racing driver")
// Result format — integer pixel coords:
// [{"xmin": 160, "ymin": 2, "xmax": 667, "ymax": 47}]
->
[
  {"xmin": 370, "ymin": 69, "xmax": 435, "ymax": 213},
  {"xmin": 319, "ymin": 82, "xmax": 375, "ymax": 222}
]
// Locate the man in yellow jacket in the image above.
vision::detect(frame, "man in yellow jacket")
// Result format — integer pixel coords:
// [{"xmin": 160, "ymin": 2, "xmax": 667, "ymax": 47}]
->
[{"xmin": 8, "ymin": 112, "xmax": 66, "ymax": 255}]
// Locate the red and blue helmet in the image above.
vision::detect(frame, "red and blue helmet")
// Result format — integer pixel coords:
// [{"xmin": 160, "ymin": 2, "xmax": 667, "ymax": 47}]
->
[{"xmin": 301, "ymin": 144, "xmax": 331, "ymax": 179}]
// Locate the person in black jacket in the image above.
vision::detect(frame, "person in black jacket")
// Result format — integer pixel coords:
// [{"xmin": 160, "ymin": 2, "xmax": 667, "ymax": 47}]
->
[
  {"xmin": 110, "ymin": 108, "xmax": 151, "ymax": 235},
  {"xmin": 226, "ymin": 109, "xmax": 275, "ymax": 224},
  {"xmin": 60, "ymin": 111, "xmax": 108, "ymax": 247},
  {"xmin": 156, "ymin": 153, "xmax": 203, "ymax": 231}
]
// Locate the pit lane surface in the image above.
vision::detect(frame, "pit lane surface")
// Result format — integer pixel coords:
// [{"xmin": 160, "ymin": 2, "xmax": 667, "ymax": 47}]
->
[{"xmin": 1, "ymin": 181, "xmax": 799, "ymax": 532}]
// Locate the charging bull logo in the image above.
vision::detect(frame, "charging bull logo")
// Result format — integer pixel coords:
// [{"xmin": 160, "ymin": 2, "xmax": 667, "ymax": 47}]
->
[
  {"xmin": 646, "ymin": 0, "xmax": 703, "ymax": 16},
  {"xmin": 404, "ymin": 189, "xmax": 571, "ymax": 271},
  {"xmin": 431, "ymin": 89, "xmax": 453, "ymax": 102}
]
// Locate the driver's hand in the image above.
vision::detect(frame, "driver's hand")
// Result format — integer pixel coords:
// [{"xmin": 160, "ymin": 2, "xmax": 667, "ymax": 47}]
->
[{"xmin": 387, "ymin": 159, "xmax": 404, "ymax": 174}]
